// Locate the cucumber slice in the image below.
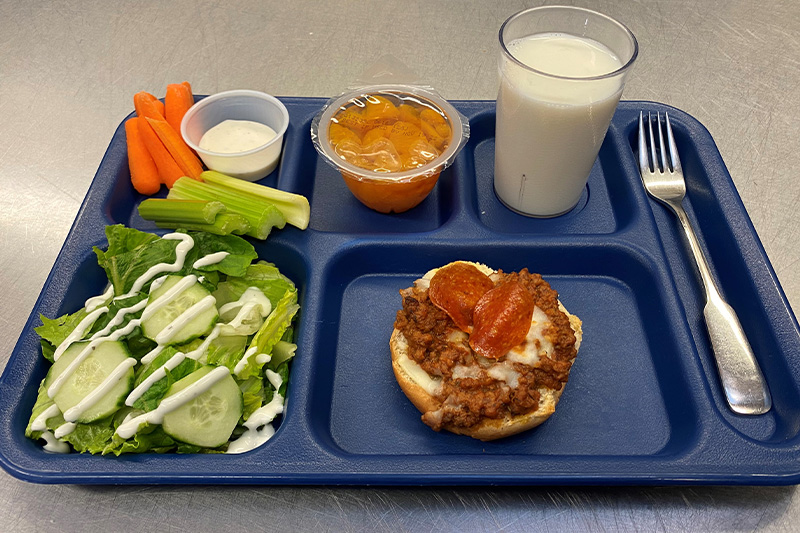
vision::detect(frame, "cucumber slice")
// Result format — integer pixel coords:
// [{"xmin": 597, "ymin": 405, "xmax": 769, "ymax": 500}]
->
[
  {"xmin": 45, "ymin": 341, "xmax": 134, "ymax": 423},
  {"xmin": 161, "ymin": 365, "xmax": 242, "ymax": 448},
  {"xmin": 141, "ymin": 275, "xmax": 219, "ymax": 345}
]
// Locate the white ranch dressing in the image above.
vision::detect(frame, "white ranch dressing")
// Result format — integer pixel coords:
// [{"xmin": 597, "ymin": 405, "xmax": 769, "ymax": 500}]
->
[
  {"xmin": 234, "ymin": 346, "xmax": 259, "ymax": 376},
  {"xmin": 54, "ymin": 422, "xmax": 76, "ymax": 439},
  {"xmin": 227, "ymin": 370, "xmax": 284, "ymax": 454},
  {"xmin": 40, "ymin": 431, "xmax": 70, "ymax": 454},
  {"xmin": 88, "ymin": 299, "xmax": 148, "ymax": 341},
  {"xmin": 84, "ymin": 285, "xmax": 114, "ymax": 313},
  {"xmin": 192, "ymin": 251, "xmax": 229, "ymax": 269},
  {"xmin": 115, "ymin": 366, "xmax": 230, "ymax": 439},
  {"xmin": 53, "ymin": 306, "xmax": 108, "ymax": 361},
  {"xmin": 31, "ymin": 404, "xmax": 62, "ymax": 432},
  {"xmin": 140, "ymin": 275, "xmax": 199, "ymax": 320},
  {"xmin": 199, "ymin": 120, "xmax": 277, "ymax": 154},
  {"xmin": 119, "ymin": 233, "xmax": 195, "ymax": 299},
  {"xmin": 153, "ymin": 295, "xmax": 217, "ymax": 346},
  {"xmin": 125, "ymin": 352, "xmax": 187, "ymax": 407}
]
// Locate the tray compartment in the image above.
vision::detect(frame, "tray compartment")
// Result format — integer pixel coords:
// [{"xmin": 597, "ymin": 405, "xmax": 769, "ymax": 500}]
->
[
  {"xmin": 466, "ymin": 110, "xmax": 639, "ymax": 235},
  {"xmin": 308, "ymin": 241, "xmax": 700, "ymax": 457}
]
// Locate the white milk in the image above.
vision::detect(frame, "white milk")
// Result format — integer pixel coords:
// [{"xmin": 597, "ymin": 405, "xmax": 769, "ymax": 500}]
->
[{"xmin": 494, "ymin": 33, "xmax": 625, "ymax": 216}]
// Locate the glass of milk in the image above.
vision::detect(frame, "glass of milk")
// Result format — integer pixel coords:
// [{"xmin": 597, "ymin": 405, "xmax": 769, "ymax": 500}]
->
[{"xmin": 494, "ymin": 6, "xmax": 638, "ymax": 217}]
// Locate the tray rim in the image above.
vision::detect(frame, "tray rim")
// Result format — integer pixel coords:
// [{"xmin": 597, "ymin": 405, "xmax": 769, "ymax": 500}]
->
[{"xmin": 2, "ymin": 98, "xmax": 800, "ymax": 486}]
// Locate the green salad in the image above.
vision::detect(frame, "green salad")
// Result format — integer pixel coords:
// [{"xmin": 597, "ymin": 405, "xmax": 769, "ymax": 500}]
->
[{"xmin": 25, "ymin": 224, "xmax": 299, "ymax": 455}]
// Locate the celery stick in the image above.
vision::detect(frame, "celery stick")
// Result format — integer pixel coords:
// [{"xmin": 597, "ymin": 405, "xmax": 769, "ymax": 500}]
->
[
  {"xmin": 154, "ymin": 213, "xmax": 251, "ymax": 236},
  {"xmin": 201, "ymin": 171, "xmax": 310, "ymax": 230},
  {"xmin": 168, "ymin": 177, "xmax": 288, "ymax": 239},
  {"xmin": 138, "ymin": 199, "xmax": 226, "ymax": 224}
]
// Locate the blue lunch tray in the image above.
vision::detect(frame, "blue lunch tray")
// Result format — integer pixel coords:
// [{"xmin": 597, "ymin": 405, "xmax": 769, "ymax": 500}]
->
[{"xmin": 1, "ymin": 98, "xmax": 800, "ymax": 485}]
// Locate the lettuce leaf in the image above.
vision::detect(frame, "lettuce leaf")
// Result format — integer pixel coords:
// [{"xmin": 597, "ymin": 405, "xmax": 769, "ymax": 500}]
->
[
  {"xmin": 204, "ymin": 335, "xmax": 248, "ymax": 372},
  {"xmin": 249, "ymin": 289, "xmax": 299, "ymax": 359},
  {"xmin": 94, "ymin": 225, "xmax": 179, "ymax": 296},
  {"xmin": 104, "ymin": 423, "xmax": 177, "ymax": 456},
  {"xmin": 35, "ymin": 308, "xmax": 90, "ymax": 356},
  {"xmin": 132, "ymin": 347, "xmax": 201, "ymax": 412},
  {"xmin": 184, "ymin": 231, "xmax": 258, "ymax": 278},
  {"xmin": 61, "ymin": 418, "xmax": 115, "ymax": 454},
  {"xmin": 213, "ymin": 262, "xmax": 295, "ymax": 310},
  {"xmin": 239, "ymin": 376, "xmax": 266, "ymax": 422}
]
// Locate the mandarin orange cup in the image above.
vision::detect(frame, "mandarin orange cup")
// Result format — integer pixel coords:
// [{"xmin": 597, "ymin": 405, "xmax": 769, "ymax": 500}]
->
[{"xmin": 311, "ymin": 85, "xmax": 469, "ymax": 214}]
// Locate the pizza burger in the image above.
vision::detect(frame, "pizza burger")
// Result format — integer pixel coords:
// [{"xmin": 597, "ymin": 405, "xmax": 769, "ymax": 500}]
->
[{"xmin": 390, "ymin": 261, "xmax": 582, "ymax": 441}]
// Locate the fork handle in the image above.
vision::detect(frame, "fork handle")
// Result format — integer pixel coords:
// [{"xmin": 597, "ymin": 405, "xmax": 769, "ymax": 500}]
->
[{"xmin": 671, "ymin": 203, "xmax": 772, "ymax": 415}]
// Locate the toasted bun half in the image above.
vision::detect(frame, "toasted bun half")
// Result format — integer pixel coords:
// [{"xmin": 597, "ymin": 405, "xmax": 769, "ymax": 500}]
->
[{"xmin": 390, "ymin": 261, "xmax": 582, "ymax": 441}]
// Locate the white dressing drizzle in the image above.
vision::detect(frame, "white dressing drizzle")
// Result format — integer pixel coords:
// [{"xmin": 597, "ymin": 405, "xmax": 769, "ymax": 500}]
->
[
  {"xmin": 140, "ymin": 275, "xmax": 198, "ymax": 320},
  {"xmin": 184, "ymin": 325, "xmax": 221, "ymax": 362},
  {"xmin": 40, "ymin": 431, "xmax": 70, "ymax": 454},
  {"xmin": 31, "ymin": 404, "xmax": 62, "ymax": 432},
  {"xmin": 115, "ymin": 366, "xmax": 230, "ymax": 439},
  {"xmin": 53, "ymin": 306, "xmax": 109, "ymax": 361},
  {"xmin": 88, "ymin": 299, "xmax": 148, "ymax": 341},
  {"xmin": 227, "ymin": 370, "xmax": 284, "ymax": 454},
  {"xmin": 234, "ymin": 346, "xmax": 259, "ymax": 376},
  {"xmin": 119, "ymin": 233, "xmax": 195, "ymax": 299},
  {"xmin": 140, "ymin": 344, "xmax": 166, "ymax": 365},
  {"xmin": 154, "ymin": 295, "xmax": 217, "ymax": 345},
  {"xmin": 84, "ymin": 285, "xmax": 114, "ymax": 313},
  {"xmin": 192, "ymin": 251, "xmax": 229, "ymax": 269},
  {"xmin": 54, "ymin": 422, "xmax": 76, "ymax": 439},
  {"xmin": 125, "ymin": 352, "xmax": 187, "ymax": 407}
]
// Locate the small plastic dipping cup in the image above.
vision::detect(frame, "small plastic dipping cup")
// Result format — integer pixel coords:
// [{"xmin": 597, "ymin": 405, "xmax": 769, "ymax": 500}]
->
[
  {"xmin": 181, "ymin": 90, "xmax": 289, "ymax": 181},
  {"xmin": 494, "ymin": 6, "xmax": 638, "ymax": 217},
  {"xmin": 312, "ymin": 85, "xmax": 469, "ymax": 214}
]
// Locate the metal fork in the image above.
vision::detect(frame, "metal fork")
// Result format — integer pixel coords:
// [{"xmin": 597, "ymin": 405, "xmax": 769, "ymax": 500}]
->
[{"xmin": 638, "ymin": 111, "xmax": 771, "ymax": 415}]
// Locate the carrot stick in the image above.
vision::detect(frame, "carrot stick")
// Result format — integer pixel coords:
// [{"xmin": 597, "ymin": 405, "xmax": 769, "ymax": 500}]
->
[
  {"xmin": 133, "ymin": 91, "xmax": 165, "ymax": 120},
  {"xmin": 145, "ymin": 117, "xmax": 204, "ymax": 180},
  {"xmin": 165, "ymin": 82, "xmax": 194, "ymax": 133},
  {"xmin": 138, "ymin": 118, "xmax": 184, "ymax": 188},
  {"xmin": 125, "ymin": 118, "xmax": 161, "ymax": 195}
]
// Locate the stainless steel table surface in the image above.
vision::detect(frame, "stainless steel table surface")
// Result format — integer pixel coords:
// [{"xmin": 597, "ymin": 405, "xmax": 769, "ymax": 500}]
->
[{"xmin": 1, "ymin": 1, "xmax": 799, "ymax": 531}]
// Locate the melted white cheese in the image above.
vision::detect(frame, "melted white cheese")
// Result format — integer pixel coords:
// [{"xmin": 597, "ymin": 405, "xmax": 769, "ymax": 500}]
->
[
  {"xmin": 505, "ymin": 306, "xmax": 553, "ymax": 366},
  {"xmin": 397, "ymin": 353, "xmax": 442, "ymax": 396}
]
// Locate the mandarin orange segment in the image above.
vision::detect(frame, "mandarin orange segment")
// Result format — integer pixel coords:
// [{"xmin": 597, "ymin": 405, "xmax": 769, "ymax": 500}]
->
[
  {"xmin": 363, "ymin": 95, "xmax": 400, "ymax": 124},
  {"xmin": 400, "ymin": 139, "xmax": 439, "ymax": 169},
  {"xmin": 419, "ymin": 120, "xmax": 448, "ymax": 151},
  {"xmin": 329, "ymin": 123, "xmax": 362, "ymax": 147},
  {"xmin": 361, "ymin": 124, "xmax": 393, "ymax": 146},
  {"xmin": 358, "ymin": 138, "xmax": 403, "ymax": 173},
  {"xmin": 334, "ymin": 108, "xmax": 370, "ymax": 138},
  {"xmin": 388, "ymin": 121, "xmax": 426, "ymax": 155},
  {"xmin": 397, "ymin": 104, "xmax": 421, "ymax": 126}
]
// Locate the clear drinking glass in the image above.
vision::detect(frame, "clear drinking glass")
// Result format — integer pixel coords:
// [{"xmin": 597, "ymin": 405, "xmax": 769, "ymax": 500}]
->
[{"xmin": 494, "ymin": 6, "xmax": 638, "ymax": 217}]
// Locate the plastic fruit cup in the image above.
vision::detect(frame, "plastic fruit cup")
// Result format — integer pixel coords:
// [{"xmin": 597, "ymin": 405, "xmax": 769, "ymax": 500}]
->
[
  {"xmin": 181, "ymin": 89, "xmax": 290, "ymax": 181},
  {"xmin": 312, "ymin": 85, "xmax": 468, "ymax": 213}
]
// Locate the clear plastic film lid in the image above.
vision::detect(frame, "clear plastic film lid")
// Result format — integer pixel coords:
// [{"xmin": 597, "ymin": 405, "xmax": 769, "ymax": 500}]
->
[{"xmin": 311, "ymin": 55, "xmax": 470, "ymax": 182}]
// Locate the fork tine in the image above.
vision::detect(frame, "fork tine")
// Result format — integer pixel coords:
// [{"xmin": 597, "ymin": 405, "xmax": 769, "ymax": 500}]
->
[
  {"xmin": 657, "ymin": 112, "xmax": 668, "ymax": 172},
  {"xmin": 638, "ymin": 111, "xmax": 650, "ymax": 173},
  {"xmin": 665, "ymin": 111, "xmax": 682, "ymax": 172},
  {"xmin": 647, "ymin": 112, "xmax": 658, "ymax": 172}
]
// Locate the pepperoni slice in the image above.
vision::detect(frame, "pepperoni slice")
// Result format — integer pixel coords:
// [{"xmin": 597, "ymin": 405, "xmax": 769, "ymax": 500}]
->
[
  {"xmin": 428, "ymin": 263, "xmax": 495, "ymax": 332},
  {"xmin": 469, "ymin": 280, "xmax": 535, "ymax": 359}
]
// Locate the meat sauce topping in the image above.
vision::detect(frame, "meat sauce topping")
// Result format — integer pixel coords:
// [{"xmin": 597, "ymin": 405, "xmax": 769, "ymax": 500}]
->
[{"xmin": 394, "ymin": 268, "xmax": 577, "ymax": 431}]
